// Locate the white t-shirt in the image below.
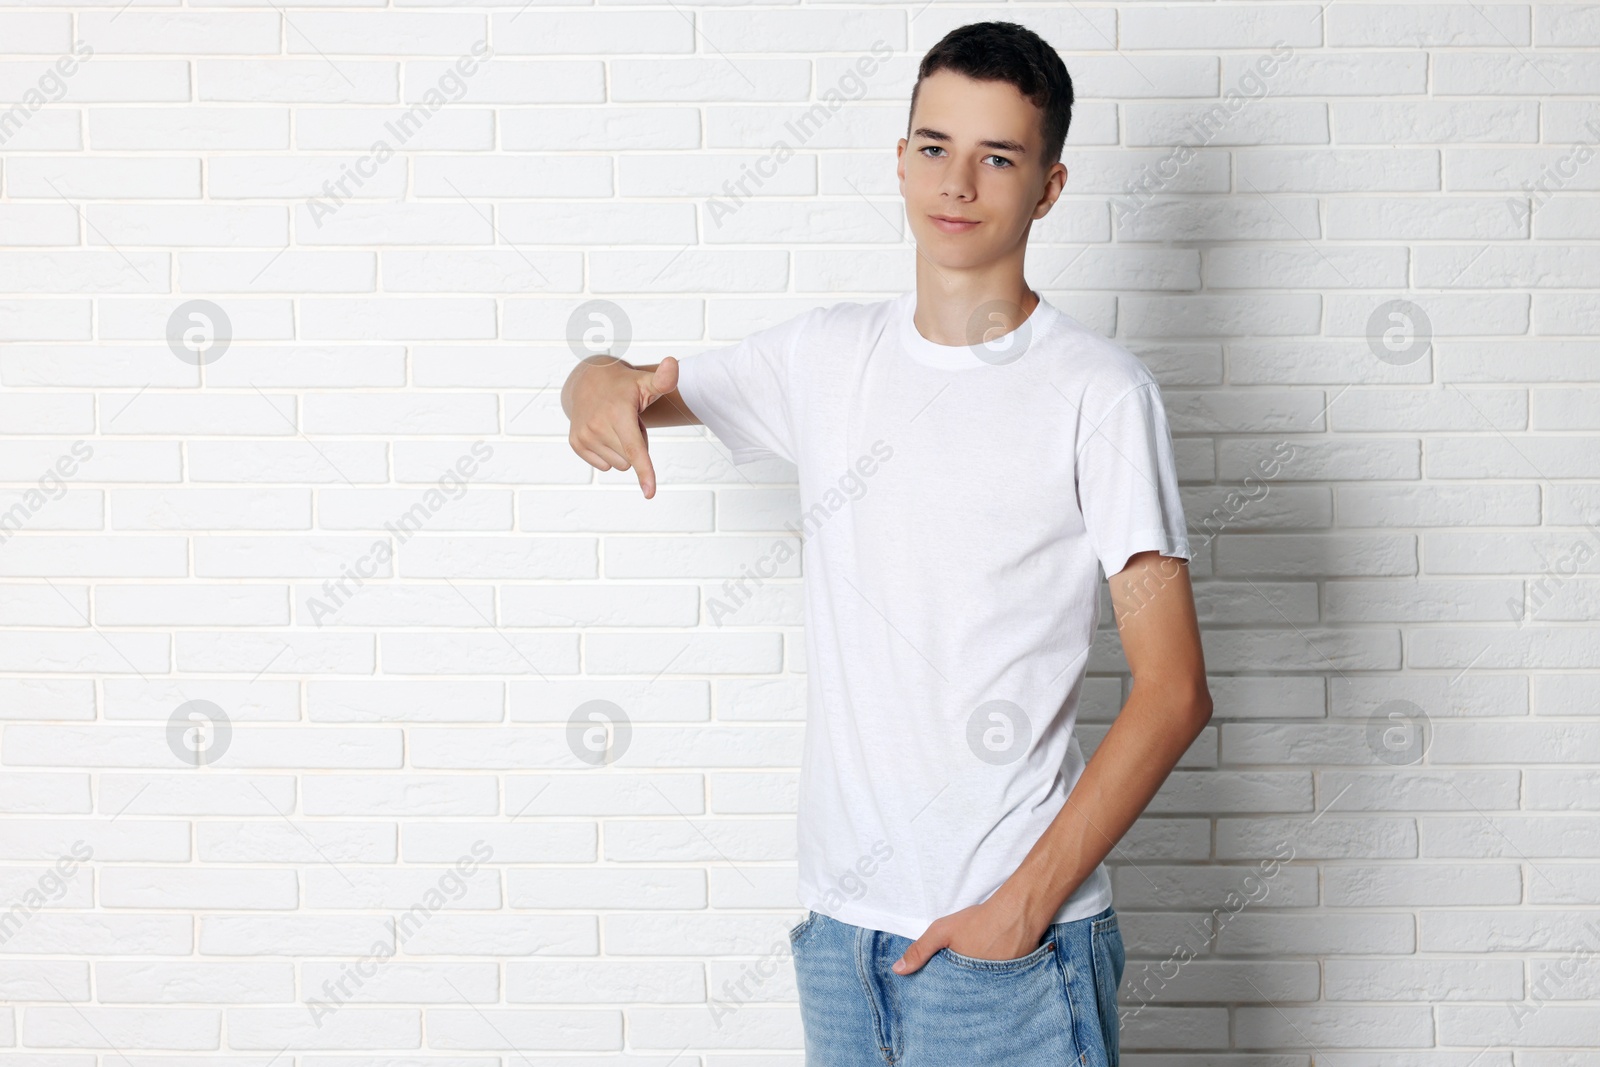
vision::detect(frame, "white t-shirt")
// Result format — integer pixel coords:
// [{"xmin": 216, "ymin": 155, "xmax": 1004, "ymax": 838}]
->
[{"xmin": 675, "ymin": 289, "xmax": 1193, "ymax": 941}]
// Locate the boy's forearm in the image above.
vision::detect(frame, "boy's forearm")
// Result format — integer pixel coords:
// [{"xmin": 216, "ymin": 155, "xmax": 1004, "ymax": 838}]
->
[{"xmin": 995, "ymin": 680, "xmax": 1211, "ymax": 929}]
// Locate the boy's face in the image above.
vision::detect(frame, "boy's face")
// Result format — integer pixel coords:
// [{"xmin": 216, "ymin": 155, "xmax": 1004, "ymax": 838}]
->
[{"xmin": 896, "ymin": 69, "xmax": 1067, "ymax": 271}]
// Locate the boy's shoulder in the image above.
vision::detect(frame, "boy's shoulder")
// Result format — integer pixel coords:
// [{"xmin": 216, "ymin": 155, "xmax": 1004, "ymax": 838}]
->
[
  {"xmin": 773, "ymin": 295, "xmax": 901, "ymax": 362},
  {"xmin": 802, "ymin": 294, "xmax": 899, "ymax": 329},
  {"xmin": 746, "ymin": 295, "xmax": 893, "ymax": 344},
  {"xmin": 1040, "ymin": 306, "xmax": 1161, "ymax": 398}
]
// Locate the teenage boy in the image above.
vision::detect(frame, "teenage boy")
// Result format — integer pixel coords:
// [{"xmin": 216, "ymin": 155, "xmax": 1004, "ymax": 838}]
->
[{"xmin": 562, "ymin": 21, "xmax": 1210, "ymax": 1066}]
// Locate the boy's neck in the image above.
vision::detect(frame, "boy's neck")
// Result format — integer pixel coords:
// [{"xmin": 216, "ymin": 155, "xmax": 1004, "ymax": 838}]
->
[{"xmin": 910, "ymin": 254, "xmax": 1039, "ymax": 348}]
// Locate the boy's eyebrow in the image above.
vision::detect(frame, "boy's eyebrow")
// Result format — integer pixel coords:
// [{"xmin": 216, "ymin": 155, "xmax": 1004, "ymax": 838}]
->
[{"xmin": 910, "ymin": 126, "xmax": 1029, "ymax": 155}]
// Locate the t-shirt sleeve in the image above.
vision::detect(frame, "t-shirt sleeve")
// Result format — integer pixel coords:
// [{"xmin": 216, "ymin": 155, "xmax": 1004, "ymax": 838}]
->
[
  {"xmin": 1077, "ymin": 378, "xmax": 1193, "ymax": 578},
  {"xmin": 673, "ymin": 311, "xmax": 809, "ymax": 467}
]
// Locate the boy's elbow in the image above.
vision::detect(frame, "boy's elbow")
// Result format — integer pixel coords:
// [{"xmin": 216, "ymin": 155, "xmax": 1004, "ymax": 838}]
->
[
  {"xmin": 1165, "ymin": 676, "xmax": 1212, "ymax": 727},
  {"xmin": 1134, "ymin": 673, "xmax": 1212, "ymax": 728}
]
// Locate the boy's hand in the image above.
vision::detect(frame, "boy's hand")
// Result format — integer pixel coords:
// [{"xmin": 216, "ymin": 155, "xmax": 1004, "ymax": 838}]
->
[
  {"xmin": 563, "ymin": 354, "xmax": 680, "ymax": 499},
  {"xmin": 890, "ymin": 892, "xmax": 1053, "ymax": 975}
]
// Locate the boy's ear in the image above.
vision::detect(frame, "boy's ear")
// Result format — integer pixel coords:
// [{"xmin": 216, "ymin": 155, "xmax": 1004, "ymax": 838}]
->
[{"xmin": 1032, "ymin": 162, "xmax": 1069, "ymax": 219}]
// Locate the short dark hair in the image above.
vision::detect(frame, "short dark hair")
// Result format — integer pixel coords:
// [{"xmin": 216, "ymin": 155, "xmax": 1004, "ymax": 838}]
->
[{"xmin": 908, "ymin": 21, "xmax": 1075, "ymax": 166}]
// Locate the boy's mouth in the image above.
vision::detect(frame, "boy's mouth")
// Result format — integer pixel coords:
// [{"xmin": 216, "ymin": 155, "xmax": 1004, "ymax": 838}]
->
[{"xmin": 929, "ymin": 214, "xmax": 980, "ymax": 234}]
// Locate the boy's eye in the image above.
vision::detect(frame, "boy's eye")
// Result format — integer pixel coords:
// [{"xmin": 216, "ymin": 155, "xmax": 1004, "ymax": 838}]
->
[{"xmin": 917, "ymin": 145, "xmax": 1013, "ymax": 169}]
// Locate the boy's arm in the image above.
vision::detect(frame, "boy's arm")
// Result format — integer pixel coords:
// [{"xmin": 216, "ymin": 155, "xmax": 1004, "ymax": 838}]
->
[
  {"xmin": 892, "ymin": 549, "xmax": 1211, "ymax": 972},
  {"xmin": 562, "ymin": 354, "xmax": 703, "ymax": 499},
  {"xmin": 633, "ymin": 362, "xmax": 702, "ymax": 429}
]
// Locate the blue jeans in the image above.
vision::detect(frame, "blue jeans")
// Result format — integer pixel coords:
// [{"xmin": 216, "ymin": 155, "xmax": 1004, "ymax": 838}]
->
[{"xmin": 788, "ymin": 905, "xmax": 1126, "ymax": 1067}]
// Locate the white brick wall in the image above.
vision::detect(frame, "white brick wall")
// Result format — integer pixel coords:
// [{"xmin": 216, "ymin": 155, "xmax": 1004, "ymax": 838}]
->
[{"xmin": 1, "ymin": 2, "xmax": 1598, "ymax": 1062}]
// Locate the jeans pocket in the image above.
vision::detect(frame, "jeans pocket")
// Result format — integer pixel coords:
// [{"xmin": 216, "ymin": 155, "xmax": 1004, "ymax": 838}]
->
[
  {"xmin": 1091, "ymin": 915, "xmax": 1126, "ymax": 1066},
  {"xmin": 936, "ymin": 937, "xmax": 1056, "ymax": 974},
  {"xmin": 787, "ymin": 909, "xmax": 817, "ymax": 948}
]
